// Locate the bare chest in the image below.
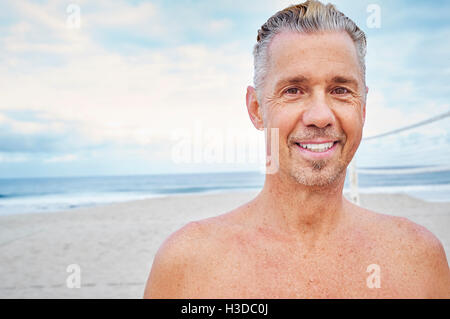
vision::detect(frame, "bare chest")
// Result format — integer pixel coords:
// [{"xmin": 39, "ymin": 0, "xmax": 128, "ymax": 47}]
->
[
  {"xmin": 209, "ymin": 251, "xmax": 373, "ymax": 297},
  {"xmin": 195, "ymin": 240, "xmax": 423, "ymax": 298}
]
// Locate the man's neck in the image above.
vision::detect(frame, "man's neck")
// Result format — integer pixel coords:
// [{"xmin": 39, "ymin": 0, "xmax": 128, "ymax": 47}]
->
[{"xmin": 254, "ymin": 171, "xmax": 348, "ymax": 246}]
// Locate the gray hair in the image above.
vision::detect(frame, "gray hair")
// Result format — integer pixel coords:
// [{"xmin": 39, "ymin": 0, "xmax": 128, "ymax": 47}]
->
[{"xmin": 253, "ymin": 0, "xmax": 367, "ymax": 98}]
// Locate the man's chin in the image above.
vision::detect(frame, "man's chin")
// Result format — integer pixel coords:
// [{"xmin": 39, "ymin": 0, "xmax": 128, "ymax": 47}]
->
[{"xmin": 289, "ymin": 164, "xmax": 345, "ymax": 187}]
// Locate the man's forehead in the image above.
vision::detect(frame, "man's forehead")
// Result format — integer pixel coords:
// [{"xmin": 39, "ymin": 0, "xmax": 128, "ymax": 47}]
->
[
  {"xmin": 267, "ymin": 30, "xmax": 363, "ymax": 84},
  {"xmin": 269, "ymin": 30, "xmax": 358, "ymax": 57}
]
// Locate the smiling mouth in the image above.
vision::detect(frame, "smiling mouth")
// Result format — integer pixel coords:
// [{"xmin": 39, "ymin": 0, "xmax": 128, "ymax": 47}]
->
[{"xmin": 295, "ymin": 141, "xmax": 338, "ymax": 153}]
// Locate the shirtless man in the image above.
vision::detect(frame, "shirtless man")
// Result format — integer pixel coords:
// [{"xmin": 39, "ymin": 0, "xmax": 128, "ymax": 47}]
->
[{"xmin": 144, "ymin": 1, "xmax": 450, "ymax": 298}]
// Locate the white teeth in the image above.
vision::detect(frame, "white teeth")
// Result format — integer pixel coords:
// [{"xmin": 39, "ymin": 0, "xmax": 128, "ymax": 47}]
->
[{"xmin": 298, "ymin": 142, "xmax": 334, "ymax": 152}]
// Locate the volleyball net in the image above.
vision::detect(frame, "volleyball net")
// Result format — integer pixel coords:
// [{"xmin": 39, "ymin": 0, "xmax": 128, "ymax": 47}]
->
[{"xmin": 348, "ymin": 110, "xmax": 450, "ymax": 204}]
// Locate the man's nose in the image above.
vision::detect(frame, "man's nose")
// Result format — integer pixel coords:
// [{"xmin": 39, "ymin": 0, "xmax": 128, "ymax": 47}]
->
[{"xmin": 302, "ymin": 94, "xmax": 335, "ymax": 128}]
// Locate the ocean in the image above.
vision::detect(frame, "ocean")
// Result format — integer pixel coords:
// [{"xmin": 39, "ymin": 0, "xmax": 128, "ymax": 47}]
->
[{"xmin": 0, "ymin": 170, "xmax": 449, "ymax": 216}]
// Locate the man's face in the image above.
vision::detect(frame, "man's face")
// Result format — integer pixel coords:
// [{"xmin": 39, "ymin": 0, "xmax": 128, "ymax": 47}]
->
[{"xmin": 259, "ymin": 31, "xmax": 366, "ymax": 186}]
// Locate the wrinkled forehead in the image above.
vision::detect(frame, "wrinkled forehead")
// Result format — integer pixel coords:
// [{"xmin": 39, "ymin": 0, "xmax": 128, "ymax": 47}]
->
[{"xmin": 267, "ymin": 30, "xmax": 363, "ymax": 86}]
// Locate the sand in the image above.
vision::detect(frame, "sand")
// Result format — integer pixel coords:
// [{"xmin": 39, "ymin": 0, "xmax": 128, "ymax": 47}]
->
[{"xmin": 0, "ymin": 191, "xmax": 449, "ymax": 299}]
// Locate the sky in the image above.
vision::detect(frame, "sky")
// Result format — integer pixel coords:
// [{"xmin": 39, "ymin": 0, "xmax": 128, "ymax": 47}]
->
[{"xmin": 0, "ymin": 0, "xmax": 449, "ymax": 178}]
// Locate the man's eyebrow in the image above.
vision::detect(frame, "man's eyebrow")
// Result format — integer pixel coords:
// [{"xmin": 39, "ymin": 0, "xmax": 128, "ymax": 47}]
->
[
  {"xmin": 330, "ymin": 76, "xmax": 359, "ymax": 86},
  {"xmin": 274, "ymin": 76, "xmax": 308, "ymax": 88}
]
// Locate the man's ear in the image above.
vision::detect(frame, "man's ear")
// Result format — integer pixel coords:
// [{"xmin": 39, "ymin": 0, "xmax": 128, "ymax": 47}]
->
[{"xmin": 246, "ymin": 86, "xmax": 264, "ymax": 130}]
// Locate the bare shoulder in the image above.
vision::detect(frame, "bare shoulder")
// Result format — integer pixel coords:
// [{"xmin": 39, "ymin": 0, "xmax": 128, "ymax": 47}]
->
[
  {"xmin": 376, "ymin": 211, "xmax": 446, "ymax": 262},
  {"xmin": 357, "ymin": 207, "xmax": 450, "ymax": 298},
  {"xmin": 143, "ymin": 210, "xmax": 242, "ymax": 298},
  {"xmin": 354, "ymin": 205, "xmax": 444, "ymax": 251}
]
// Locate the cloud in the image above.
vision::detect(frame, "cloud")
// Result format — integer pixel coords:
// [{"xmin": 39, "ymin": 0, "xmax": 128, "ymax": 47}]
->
[
  {"xmin": 1, "ymin": 40, "xmax": 254, "ymax": 146},
  {"xmin": 206, "ymin": 19, "xmax": 234, "ymax": 34},
  {"xmin": 0, "ymin": 153, "xmax": 29, "ymax": 163},
  {"xmin": 82, "ymin": 1, "xmax": 157, "ymax": 28},
  {"xmin": 0, "ymin": 110, "xmax": 90, "ymax": 153},
  {"xmin": 44, "ymin": 154, "xmax": 78, "ymax": 163}
]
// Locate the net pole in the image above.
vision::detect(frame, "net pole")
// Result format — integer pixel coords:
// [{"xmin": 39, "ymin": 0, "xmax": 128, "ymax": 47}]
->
[{"xmin": 349, "ymin": 157, "xmax": 360, "ymax": 205}]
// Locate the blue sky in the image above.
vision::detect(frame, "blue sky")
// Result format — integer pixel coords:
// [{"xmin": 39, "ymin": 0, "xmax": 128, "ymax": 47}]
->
[{"xmin": 0, "ymin": 0, "xmax": 449, "ymax": 178}]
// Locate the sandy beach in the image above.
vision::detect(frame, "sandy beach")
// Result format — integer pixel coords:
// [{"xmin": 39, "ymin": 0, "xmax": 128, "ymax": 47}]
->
[{"xmin": 0, "ymin": 191, "xmax": 449, "ymax": 299}]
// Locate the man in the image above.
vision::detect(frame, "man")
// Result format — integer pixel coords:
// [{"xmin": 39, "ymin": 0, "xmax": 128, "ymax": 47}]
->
[{"xmin": 144, "ymin": 1, "xmax": 450, "ymax": 298}]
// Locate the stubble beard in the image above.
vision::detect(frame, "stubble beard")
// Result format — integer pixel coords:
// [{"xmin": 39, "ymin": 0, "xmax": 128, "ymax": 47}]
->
[{"xmin": 289, "ymin": 157, "xmax": 348, "ymax": 187}]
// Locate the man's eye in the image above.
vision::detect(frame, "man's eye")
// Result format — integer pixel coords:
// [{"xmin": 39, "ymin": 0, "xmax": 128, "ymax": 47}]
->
[
  {"xmin": 285, "ymin": 88, "xmax": 301, "ymax": 95},
  {"xmin": 333, "ymin": 87, "xmax": 349, "ymax": 95}
]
